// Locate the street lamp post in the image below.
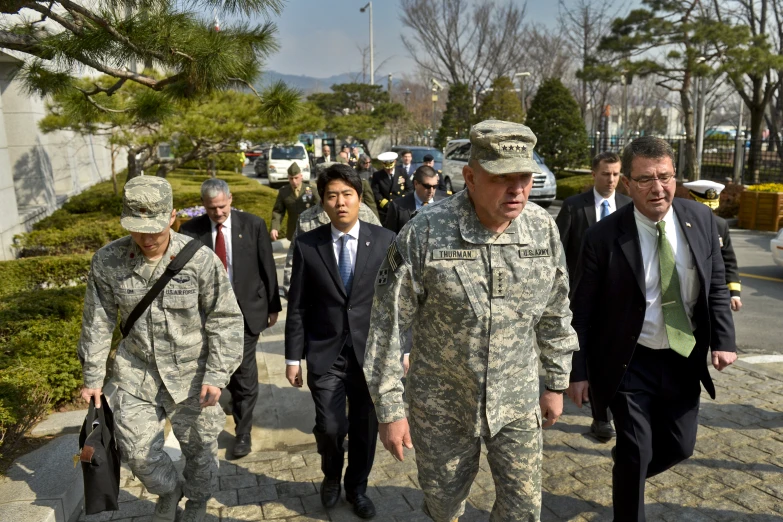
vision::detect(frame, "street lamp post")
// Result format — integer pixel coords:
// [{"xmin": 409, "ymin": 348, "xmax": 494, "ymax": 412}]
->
[
  {"xmin": 403, "ymin": 88, "xmax": 411, "ymax": 108},
  {"xmin": 360, "ymin": 2, "xmax": 373, "ymax": 85},
  {"xmin": 513, "ymin": 72, "xmax": 530, "ymax": 119}
]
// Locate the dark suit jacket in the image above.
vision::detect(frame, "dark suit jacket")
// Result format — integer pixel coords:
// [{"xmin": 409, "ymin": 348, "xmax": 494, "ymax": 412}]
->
[
  {"xmin": 371, "ymin": 169, "xmax": 412, "ymax": 221},
  {"xmin": 715, "ymin": 215, "xmax": 741, "ymax": 296},
  {"xmin": 382, "ymin": 191, "xmax": 449, "ymax": 233},
  {"xmin": 285, "ymin": 221, "xmax": 396, "ymax": 375},
  {"xmin": 555, "ymin": 189, "xmax": 632, "ymax": 281},
  {"xmin": 395, "ymin": 164, "xmax": 414, "ymax": 180},
  {"xmin": 180, "ymin": 212, "xmax": 282, "ymax": 336},
  {"xmin": 315, "ymin": 156, "xmax": 333, "ymax": 164},
  {"xmin": 570, "ymin": 198, "xmax": 736, "ymax": 421}
]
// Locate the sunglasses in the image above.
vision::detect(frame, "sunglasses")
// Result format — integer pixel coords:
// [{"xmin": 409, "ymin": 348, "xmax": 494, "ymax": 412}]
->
[{"xmin": 418, "ymin": 183, "xmax": 438, "ymax": 190}]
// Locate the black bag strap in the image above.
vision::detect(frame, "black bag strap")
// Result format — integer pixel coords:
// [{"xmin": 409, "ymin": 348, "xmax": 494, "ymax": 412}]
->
[{"xmin": 121, "ymin": 240, "xmax": 203, "ymax": 338}]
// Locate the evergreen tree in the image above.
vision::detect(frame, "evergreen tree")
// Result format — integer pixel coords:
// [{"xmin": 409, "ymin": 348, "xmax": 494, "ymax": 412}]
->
[
  {"xmin": 526, "ymin": 78, "xmax": 590, "ymax": 172},
  {"xmin": 477, "ymin": 76, "xmax": 525, "ymax": 123},
  {"xmin": 435, "ymin": 83, "xmax": 473, "ymax": 149}
]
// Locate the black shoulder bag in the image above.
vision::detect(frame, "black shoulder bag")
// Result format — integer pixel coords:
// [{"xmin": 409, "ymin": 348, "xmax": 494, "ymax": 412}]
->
[{"xmin": 120, "ymin": 239, "xmax": 203, "ymax": 338}]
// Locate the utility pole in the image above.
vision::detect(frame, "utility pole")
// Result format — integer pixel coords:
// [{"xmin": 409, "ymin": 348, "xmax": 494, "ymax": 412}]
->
[
  {"xmin": 733, "ymin": 95, "xmax": 744, "ymax": 184},
  {"xmin": 360, "ymin": 3, "xmax": 374, "ymax": 85},
  {"xmin": 387, "ymin": 73, "xmax": 393, "ymax": 98},
  {"xmin": 621, "ymin": 71, "xmax": 629, "ymax": 146},
  {"xmin": 694, "ymin": 75, "xmax": 707, "ymax": 180},
  {"xmin": 513, "ymin": 72, "xmax": 531, "ymax": 120}
]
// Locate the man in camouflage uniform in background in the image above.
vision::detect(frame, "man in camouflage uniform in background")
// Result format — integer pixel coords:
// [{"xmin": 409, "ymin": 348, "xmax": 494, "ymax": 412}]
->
[
  {"xmin": 78, "ymin": 176, "xmax": 244, "ymax": 522},
  {"xmin": 282, "ymin": 162, "xmax": 382, "ymax": 291},
  {"xmin": 364, "ymin": 121, "xmax": 579, "ymax": 521}
]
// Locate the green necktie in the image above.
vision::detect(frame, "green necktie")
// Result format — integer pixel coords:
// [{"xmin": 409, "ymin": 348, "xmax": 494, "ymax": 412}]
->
[{"xmin": 656, "ymin": 221, "xmax": 696, "ymax": 357}]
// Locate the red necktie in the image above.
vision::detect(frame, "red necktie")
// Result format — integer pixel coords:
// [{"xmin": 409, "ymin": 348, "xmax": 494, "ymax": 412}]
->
[{"xmin": 215, "ymin": 223, "xmax": 228, "ymax": 270}]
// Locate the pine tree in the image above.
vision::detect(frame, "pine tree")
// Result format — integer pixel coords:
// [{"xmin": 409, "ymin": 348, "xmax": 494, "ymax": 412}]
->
[
  {"xmin": 477, "ymin": 76, "xmax": 524, "ymax": 123},
  {"xmin": 526, "ymin": 78, "xmax": 590, "ymax": 172},
  {"xmin": 435, "ymin": 83, "xmax": 473, "ymax": 149}
]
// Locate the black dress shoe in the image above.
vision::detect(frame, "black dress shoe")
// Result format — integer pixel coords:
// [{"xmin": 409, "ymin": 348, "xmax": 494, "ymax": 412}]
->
[
  {"xmin": 320, "ymin": 477, "xmax": 341, "ymax": 508},
  {"xmin": 590, "ymin": 420, "xmax": 616, "ymax": 442},
  {"xmin": 233, "ymin": 433, "xmax": 252, "ymax": 458},
  {"xmin": 347, "ymin": 492, "xmax": 376, "ymax": 519}
]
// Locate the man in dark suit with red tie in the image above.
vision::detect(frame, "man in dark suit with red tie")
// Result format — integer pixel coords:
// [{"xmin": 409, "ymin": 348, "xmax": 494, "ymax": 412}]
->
[
  {"xmin": 180, "ymin": 179, "xmax": 281, "ymax": 458},
  {"xmin": 284, "ymin": 164, "xmax": 396, "ymax": 519},
  {"xmin": 568, "ymin": 137, "xmax": 737, "ymax": 521}
]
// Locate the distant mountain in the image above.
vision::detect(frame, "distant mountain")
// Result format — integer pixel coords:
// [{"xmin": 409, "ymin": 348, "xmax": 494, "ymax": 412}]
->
[{"xmin": 255, "ymin": 70, "xmax": 364, "ymax": 94}]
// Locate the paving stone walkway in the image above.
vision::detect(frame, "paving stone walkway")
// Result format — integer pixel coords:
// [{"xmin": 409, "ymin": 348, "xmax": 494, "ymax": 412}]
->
[{"xmin": 79, "ymin": 273, "xmax": 783, "ymax": 521}]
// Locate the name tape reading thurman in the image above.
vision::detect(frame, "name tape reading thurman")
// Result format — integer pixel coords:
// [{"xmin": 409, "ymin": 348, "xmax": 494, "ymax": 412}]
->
[{"xmin": 432, "ymin": 249, "xmax": 480, "ymax": 260}]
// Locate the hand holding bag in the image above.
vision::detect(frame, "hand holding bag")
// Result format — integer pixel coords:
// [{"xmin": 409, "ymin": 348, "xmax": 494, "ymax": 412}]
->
[{"xmin": 79, "ymin": 395, "xmax": 121, "ymax": 514}]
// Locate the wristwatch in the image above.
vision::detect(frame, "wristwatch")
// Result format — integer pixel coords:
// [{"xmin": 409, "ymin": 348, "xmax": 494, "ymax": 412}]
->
[{"xmin": 545, "ymin": 387, "xmax": 565, "ymax": 394}]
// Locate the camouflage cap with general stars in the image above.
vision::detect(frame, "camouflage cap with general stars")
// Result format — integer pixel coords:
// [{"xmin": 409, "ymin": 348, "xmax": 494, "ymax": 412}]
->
[
  {"xmin": 121, "ymin": 176, "xmax": 174, "ymax": 233},
  {"xmin": 469, "ymin": 119, "xmax": 542, "ymax": 175}
]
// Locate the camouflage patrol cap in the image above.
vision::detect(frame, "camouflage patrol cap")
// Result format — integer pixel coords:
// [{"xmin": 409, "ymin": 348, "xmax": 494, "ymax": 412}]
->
[
  {"xmin": 287, "ymin": 162, "xmax": 301, "ymax": 176},
  {"xmin": 469, "ymin": 119, "xmax": 542, "ymax": 175},
  {"xmin": 121, "ymin": 176, "xmax": 173, "ymax": 233}
]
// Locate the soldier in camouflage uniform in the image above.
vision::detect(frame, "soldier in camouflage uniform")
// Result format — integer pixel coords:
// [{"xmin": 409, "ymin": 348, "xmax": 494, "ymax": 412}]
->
[
  {"xmin": 282, "ymin": 162, "xmax": 382, "ymax": 290},
  {"xmin": 364, "ymin": 121, "xmax": 579, "ymax": 522},
  {"xmin": 78, "ymin": 176, "xmax": 244, "ymax": 522}
]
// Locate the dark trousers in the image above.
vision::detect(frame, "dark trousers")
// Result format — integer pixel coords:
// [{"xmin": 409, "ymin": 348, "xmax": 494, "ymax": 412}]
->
[
  {"xmin": 227, "ymin": 328, "xmax": 260, "ymax": 436},
  {"xmin": 307, "ymin": 344, "xmax": 378, "ymax": 495},
  {"xmin": 610, "ymin": 345, "xmax": 701, "ymax": 522},
  {"xmin": 588, "ymin": 388, "xmax": 613, "ymax": 423}
]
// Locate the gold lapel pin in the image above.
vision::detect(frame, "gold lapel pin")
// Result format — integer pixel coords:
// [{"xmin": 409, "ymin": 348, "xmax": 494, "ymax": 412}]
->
[
  {"xmin": 366, "ymin": 241, "xmax": 370, "ymax": 246},
  {"xmin": 685, "ymin": 222, "xmax": 692, "ymax": 228},
  {"xmin": 239, "ymin": 234, "xmax": 243, "ymax": 238}
]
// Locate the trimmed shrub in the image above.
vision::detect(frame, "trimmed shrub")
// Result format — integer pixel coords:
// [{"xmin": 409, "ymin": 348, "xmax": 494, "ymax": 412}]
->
[
  {"xmin": 0, "ymin": 366, "xmax": 50, "ymax": 456},
  {"xmin": 557, "ymin": 174, "xmax": 594, "ymax": 201},
  {"xmin": 0, "ymin": 254, "xmax": 92, "ymax": 297}
]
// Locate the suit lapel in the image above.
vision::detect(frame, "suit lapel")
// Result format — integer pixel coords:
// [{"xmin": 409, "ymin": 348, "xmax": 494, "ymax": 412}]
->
[
  {"xmin": 199, "ymin": 217, "xmax": 214, "ymax": 250},
  {"xmin": 315, "ymin": 226, "xmax": 347, "ymax": 297},
  {"xmin": 231, "ymin": 212, "xmax": 243, "ymax": 260},
  {"xmin": 582, "ymin": 190, "xmax": 597, "ymax": 228},
  {"xmin": 617, "ymin": 205, "xmax": 646, "ymax": 297},
  {"xmin": 352, "ymin": 223, "xmax": 372, "ymax": 287}
]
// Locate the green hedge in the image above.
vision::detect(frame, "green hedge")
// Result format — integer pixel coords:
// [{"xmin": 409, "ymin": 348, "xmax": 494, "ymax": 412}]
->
[
  {"xmin": 556, "ymin": 174, "xmax": 594, "ymax": 201},
  {"xmin": 0, "ymin": 254, "xmax": 92, "ymax": 298},
  {"xmin": 17, "ymin": 169, "xmax": 278, "ymax": 257}
]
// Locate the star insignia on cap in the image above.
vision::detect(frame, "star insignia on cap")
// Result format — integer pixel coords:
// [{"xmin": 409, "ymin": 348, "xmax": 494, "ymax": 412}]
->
[{"xmin": 502, "ymin": 145, "xmax": 508, "ymax": 151}]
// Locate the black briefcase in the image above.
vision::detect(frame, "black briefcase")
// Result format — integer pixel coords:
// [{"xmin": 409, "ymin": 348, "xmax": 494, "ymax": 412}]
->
[{"xmin": 79, "ymin": 396, "xmax": 121, "ymax": 514}]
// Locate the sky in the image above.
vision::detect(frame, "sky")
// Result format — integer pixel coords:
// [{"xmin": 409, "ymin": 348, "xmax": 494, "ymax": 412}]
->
[{"xmin": 255, "ymin": 1, "xmax": 564, "ymax": 79}]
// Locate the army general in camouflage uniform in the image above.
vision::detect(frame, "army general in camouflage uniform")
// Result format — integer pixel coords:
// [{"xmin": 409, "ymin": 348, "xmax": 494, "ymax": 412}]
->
[
  {"xmin": 270, "ymin": 162, "xmax": 320, "ymax": 242},
  {"xmin": 364, "ymin": 121, "xmax": 579, "ymax": 522},
  {"xmin": 78, "ymin": 176, "xmax": 244, "ymax": 522}
]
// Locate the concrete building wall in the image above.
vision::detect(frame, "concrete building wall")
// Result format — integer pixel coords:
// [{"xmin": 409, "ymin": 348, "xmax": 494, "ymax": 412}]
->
[{"xmin": 0, "ymin": 53, "xmax": 126, "ymax": 261}]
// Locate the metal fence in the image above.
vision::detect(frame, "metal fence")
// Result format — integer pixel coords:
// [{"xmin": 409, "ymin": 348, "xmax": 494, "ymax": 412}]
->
[{"xmin": 589, "ymin": 135, "xmax": 783, "ymax": 185}]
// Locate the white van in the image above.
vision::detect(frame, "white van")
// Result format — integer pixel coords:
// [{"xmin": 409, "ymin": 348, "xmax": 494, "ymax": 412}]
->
[
  {"xmin": 441, "ymin": 138, "xmax": 557, "ymax": 207},
  {"xmin": 264, "ymin": 142, "xmax": 311, "ymax": 188}
]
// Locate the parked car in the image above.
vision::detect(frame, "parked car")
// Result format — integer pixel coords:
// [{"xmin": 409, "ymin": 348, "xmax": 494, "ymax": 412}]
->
[
  {"xmin": 772, "ymin": 228, "xmax": 783, "ymax": 267},
  {"xmin": 441, "ymin": 139, "xmax": 557, "ymax": 206},
  {"xmin": 254, "ymin": 143, "xmax": 311, "ymax": 187},
  {"xmin": 391, "ymin": 145, "xmax": 444, "ymax": 173}
]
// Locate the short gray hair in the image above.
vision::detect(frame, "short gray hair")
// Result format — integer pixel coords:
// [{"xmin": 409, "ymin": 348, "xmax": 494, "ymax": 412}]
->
[
  {"xmin": 358, "ymin": 154, "xmax": 371, "ymax": 164},
  {"xmin": 201, "ymin": 178, "xmax": 231, "ymax": 200},
  {"xmin": 621, "ymin": 137, "xmax": 676, "ymax": 178}
]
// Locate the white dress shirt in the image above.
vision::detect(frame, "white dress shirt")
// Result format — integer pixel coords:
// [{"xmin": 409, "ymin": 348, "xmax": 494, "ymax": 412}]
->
[
  {"xmin": 403, "ymin": 163, "xmax": 411, "ymax": 176},
  {"xmin": 286, "ymin": 220, "xmax": 361, "ymax": 366},
  {"xmin": 594, "ymin": 188, "xmax": 617, "ymax": 222},
  {"xmin": 635, "ymin": 207, "xmax": 700, "ymax": 349},
  {"xmin": 210, "ymin": 214, "xmax": 234, "ymax": 285}
]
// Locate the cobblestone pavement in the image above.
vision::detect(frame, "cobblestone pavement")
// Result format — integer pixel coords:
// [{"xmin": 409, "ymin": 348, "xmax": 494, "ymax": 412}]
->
[{"xmin": 80, "ymin": 297, "xmax": 783, "ymax": 521}]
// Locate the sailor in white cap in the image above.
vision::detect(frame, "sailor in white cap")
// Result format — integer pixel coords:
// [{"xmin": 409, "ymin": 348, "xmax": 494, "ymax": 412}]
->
[
  {"xmin": 371, "ymin": 151, "xmax": 412, "ymax": 221},
  {"xmin": 683, "ymin": 180, "xmax": 742, "ymax": 311}
]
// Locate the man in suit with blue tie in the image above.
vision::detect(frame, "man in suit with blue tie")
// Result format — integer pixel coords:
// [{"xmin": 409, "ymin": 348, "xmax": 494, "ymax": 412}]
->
[
  {"xmin": 284, "ymin": 164, "xmax": 396, "ymax": 519},
  {"xmin": 555, "ymin": 151, "xmax": 632, "ymax": 442}
]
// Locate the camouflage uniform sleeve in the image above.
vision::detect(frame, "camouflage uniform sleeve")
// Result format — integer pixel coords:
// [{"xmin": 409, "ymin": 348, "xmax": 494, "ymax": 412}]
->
[
  {"xmin": 535, "ymin": 216, "xmax": 579, "ymax": 391},
  {"xmin": 364, "ymin": 222, "xmax": 423, "ymax": 423},
  {"xmin": 197, "ymin": 249, "xmax": 244, "ymax": 388},
  {"xmin": 271, "ymin": 191, "xmax": 286, "ymax": 231},
  {"xmin": 78, "ymin": 252, "xmax": 119, "ymax": 389}
]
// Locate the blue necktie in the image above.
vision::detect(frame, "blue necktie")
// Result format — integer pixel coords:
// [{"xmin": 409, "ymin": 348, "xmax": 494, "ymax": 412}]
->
[
  {"xmin": 338, "ymin": 235, "xmax": 353, "ymax": 295},
  {"xmin": 600, "ymin": 200, "xmax": 610, "ymax": 221}
]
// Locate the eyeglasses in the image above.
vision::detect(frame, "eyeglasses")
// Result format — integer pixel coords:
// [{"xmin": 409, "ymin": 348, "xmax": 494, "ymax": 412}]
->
[
  {"xmin": 629, "ymin": 174, "xmax": 675, "ymax": 188},
  {"xmin": 417, "ymin": 183, "xmax": 438, "ymax": 190}
]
